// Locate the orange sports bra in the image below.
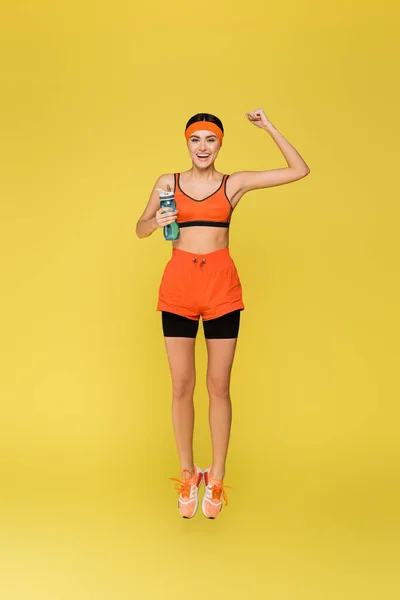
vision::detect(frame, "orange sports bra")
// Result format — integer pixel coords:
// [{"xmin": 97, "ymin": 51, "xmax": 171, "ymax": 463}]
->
[{"xmin": 174, "ymin": 172, "xmax": 233, "ymax": 228}]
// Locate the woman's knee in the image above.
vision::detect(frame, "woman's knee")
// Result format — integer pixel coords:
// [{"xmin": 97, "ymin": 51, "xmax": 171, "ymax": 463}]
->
[
  {"xmin": 172, "ymin": 376, "xmax": 195, "ymax": 400},
  {"xmin": 206, "ymin": 375, "xmax": 230, "ymax": 400}
]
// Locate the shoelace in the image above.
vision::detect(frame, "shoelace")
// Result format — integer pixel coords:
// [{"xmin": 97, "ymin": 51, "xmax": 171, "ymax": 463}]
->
[
  {"xmin": 208, "ymin": 481, "xmax": 231, "ymax": 506},
  {"xmin": 169, "ymin": 468, "xmax": 195, "ymax": 500}
]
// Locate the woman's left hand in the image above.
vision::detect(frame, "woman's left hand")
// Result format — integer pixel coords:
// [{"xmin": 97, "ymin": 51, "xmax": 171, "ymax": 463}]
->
[{"xmin": 245, "ymin": 108, "xmax": 273, "ymax": 131}]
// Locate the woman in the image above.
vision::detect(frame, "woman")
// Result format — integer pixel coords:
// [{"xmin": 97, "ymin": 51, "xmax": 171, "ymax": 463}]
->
[{"xmin": 136, "ymin": 109, "xmax": 310, "ymax": 519}]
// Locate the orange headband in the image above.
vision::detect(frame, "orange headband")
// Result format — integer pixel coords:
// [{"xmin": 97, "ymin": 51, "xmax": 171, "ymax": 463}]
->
[{"xmin": 185, "ymin": 121, "xmax": 224, "ymax": 145}]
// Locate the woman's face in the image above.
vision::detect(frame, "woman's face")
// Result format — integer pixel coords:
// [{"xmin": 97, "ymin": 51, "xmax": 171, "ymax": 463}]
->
[{"xmin": 187, "ymin": 130, "xmax": 221, "ymax": 168}]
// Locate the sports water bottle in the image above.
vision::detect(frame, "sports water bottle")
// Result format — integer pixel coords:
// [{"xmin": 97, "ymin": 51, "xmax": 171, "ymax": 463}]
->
[{"xmin": 157, "ymin": 187, "xmax": 180, "ymax": 241}]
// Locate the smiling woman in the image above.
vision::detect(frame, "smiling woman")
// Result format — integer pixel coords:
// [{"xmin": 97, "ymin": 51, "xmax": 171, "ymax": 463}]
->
[
  {"xmin": 185, "ymin": 113, "xmax": 225, "ymax": 168},
  {"xmin": 135, "ymin": 107, "xmax": 310, "ymax": 520}
]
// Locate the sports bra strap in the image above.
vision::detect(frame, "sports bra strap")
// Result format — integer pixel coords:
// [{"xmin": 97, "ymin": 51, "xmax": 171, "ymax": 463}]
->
[{"xmin": 173, "ymin": 173, "xmax": 179, "ymax": 192}]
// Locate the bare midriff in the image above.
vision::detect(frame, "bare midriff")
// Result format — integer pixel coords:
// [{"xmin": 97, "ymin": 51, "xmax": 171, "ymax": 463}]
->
[{"xmin": 172, "ymin": 226, "xmax": 229, "ymax": 255}]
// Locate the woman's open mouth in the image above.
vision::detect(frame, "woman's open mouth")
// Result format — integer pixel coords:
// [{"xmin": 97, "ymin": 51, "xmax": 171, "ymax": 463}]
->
[{"xmin": 197, "ymin": 154, "xmax": 211, "ymax": 161}]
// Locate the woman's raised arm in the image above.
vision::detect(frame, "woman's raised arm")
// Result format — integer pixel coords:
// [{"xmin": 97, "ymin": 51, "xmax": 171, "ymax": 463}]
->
[{"xmin": 227, "ymin": 108, "xmax": 310, "ymax": 207}]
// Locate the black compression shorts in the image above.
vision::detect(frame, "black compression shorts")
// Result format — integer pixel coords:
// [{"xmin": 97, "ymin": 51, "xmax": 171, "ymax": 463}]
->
[{"xmin": 162, "ymin": 310, "xmax": 241, "ymax": 339}]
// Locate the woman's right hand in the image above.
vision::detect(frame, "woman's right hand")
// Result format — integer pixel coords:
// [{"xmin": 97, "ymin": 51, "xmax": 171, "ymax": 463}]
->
[{"xmin": 155, "ymin": 207, "xmax": 178, "ymax": 228}]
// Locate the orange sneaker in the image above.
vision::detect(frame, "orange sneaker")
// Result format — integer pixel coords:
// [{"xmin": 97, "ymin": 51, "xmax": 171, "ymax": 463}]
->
[
  {"xmin": 170, "ymin": 463, "xmax": 204, "ymax": 519},
  {"xmin": 202, "ymin": 467, "xmax": 231, "ymax": 519}
]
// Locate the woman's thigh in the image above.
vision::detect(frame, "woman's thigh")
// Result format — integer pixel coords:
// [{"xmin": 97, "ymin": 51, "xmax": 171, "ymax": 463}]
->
[
  {"xmin": 164, "ymin": 336, "xmax": 197, "ymax": 395},
  {"xmin": 206, "ymin": 338, "xmax": 238, "ymax": 395}
]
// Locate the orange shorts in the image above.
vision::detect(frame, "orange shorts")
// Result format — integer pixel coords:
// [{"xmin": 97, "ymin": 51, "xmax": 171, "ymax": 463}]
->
[{"xmin": 157, "ymin": 247, "xmax": 245, "ymax": 321}]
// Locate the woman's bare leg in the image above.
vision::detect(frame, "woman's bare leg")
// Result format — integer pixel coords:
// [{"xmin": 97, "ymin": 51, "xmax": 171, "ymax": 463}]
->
[
  {"xmin": 205, "ymin": 338, "xmax": 238, "ymax": 480},
  {"xmin": 164, "ymin": 337, "xmax": 196, "ymax": 476}
]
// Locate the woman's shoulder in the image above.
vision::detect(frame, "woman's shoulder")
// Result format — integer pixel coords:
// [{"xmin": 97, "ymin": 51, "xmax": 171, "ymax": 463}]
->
[{"xmin": 155, "ymin": 172, "xmax": 175, "ymax": 190}]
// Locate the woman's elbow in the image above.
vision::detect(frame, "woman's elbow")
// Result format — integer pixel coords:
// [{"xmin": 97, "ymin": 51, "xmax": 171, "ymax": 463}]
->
[
  {"xmin": 135, "ymin": 222, "xmax": 144, "ymax": 239},
  {"xmin": 297, "ymin": 167, "xmax": 310, "ymax": 179}
]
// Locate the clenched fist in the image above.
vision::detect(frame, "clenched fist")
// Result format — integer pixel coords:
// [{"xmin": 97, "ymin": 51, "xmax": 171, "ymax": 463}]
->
[{"xmin": 245, "ymin": 108, "xmax": 272, "ymax": 131}]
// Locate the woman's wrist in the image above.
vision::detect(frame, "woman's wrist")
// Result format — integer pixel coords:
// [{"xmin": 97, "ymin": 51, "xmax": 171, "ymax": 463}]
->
[
  {"xmin": 147, "ymin": 216, "xmax": 159, "ymax": 236},
  {"xmin": 263, "ymin": 122, "xmax": 275, "ymax": 134}
]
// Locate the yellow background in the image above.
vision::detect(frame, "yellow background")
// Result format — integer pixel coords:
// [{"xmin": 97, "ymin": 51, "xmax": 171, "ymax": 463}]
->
[{"xmin": 1, "ymin": 1, "xmax": 399, "ymax": 598}]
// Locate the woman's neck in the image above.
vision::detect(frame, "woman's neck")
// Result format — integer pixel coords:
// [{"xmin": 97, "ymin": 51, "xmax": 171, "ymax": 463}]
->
[{"xmin": 188, "ymin": 165, "xmax": 219, "ymax": 180}]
